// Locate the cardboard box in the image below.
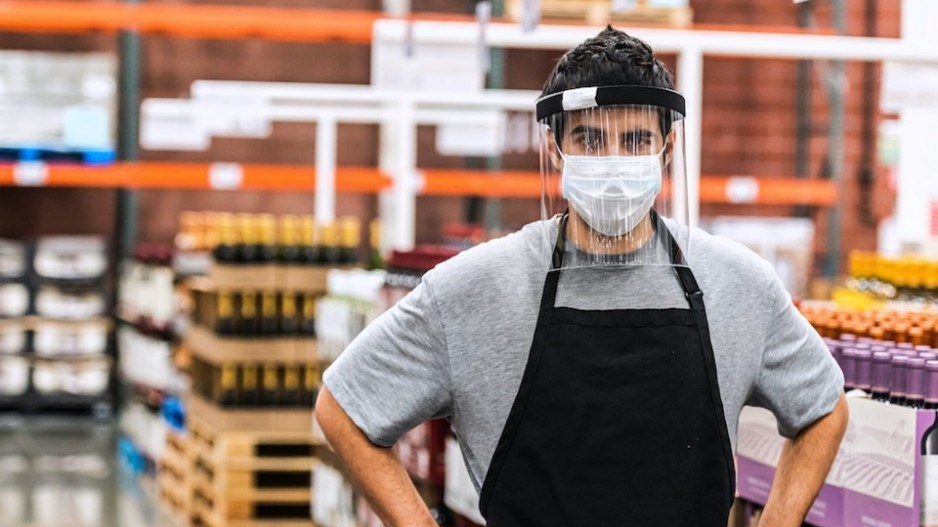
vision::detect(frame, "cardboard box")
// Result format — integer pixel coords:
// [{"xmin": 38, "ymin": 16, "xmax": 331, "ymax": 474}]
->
[{"xmin": 738, "ymin": 398, "xmax": 936, "ymax": 527}]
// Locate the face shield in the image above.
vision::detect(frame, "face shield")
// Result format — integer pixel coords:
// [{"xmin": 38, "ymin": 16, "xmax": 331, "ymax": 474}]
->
[{"xmin": 537, "ymin": 86, "xmax": 689, "ymax": 269}]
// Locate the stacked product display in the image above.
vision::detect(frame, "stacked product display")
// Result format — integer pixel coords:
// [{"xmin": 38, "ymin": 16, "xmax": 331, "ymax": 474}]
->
[
  {"xmin": 0, "ymin": 236, "xmax": 112, "ymax": 417},
  {"xmin": 156, "ymin": 210, "xmax": 362, "ymax": 527},
  {"xmin": 737, "ymin": 303, "xmax": 938, "ymax": 527}
]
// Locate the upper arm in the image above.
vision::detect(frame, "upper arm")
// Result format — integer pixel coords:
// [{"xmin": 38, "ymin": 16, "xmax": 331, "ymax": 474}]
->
[
  {"xmin": 322, "ymin": 279, "xmax": 452, "ymax": 447},
  {"xmin": 746, "ymin": 273, "xmax": 845, "ymax": 439}
]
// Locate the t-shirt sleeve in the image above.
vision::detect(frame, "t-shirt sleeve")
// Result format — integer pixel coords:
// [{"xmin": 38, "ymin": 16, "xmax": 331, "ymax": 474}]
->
[
  {"xmin": 746, "ymin": 274, "xmax": 845, "ymax": 439},
  {"xmin": 322, "ymin": 279, "xmax": 452, "ymax": 447}
]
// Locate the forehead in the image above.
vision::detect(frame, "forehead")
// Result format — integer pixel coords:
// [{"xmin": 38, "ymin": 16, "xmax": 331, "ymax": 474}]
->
[{"xmin": 564, "ymin": 106, "xmax": 661, "ymax": 134}]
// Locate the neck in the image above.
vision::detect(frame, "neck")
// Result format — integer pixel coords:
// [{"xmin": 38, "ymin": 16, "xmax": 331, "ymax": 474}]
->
[{"xmin": 565, "ymin": 210, "xmax": 655, "ymax": 255}]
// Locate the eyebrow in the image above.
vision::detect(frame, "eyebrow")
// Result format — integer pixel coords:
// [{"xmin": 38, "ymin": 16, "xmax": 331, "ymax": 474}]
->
[{"xmin": 569, "ymin": 125, "xmax": 658, "ymax": 141}]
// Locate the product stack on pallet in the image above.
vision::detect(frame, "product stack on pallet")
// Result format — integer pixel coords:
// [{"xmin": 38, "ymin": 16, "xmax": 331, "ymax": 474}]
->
[
  {"xmin": 505, "ymin": 0, "xmax": 693, "ymax": 27},
  {"xmin": 0, "ymin": 236, "xmax": 112, "ymax": 417},
  {"xmin": 154, "ymin": 211, "xmax": 365, "ymax": 527},
  {"xmin": 735, "ymin": 252, "xmax": 938, "ymax": 526}
]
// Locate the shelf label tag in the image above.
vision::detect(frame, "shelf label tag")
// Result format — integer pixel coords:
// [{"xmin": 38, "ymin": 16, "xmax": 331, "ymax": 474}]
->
[
  {"xmin": 726, "ymin": 176, "xmax": 760, "ymax": 204},
  {"xmin": 208, "ymin": 163, "xmax": 244, "ymax": 190},
  {"xmin": 13, "ymin": 161, "xmax": 49, "ymax": 186}
]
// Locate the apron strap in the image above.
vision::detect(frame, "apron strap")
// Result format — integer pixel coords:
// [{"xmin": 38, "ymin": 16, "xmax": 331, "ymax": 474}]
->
[{"xmin": 550, "ymin": 210, "xmax": 702, "ymax": 301}]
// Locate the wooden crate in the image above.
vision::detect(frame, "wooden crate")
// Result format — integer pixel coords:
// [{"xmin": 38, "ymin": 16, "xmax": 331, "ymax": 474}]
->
[
  {"xmin": 506, "ymin": 0, "xmax": 693, "ymax": 27},
  {"xmin": 187, "ymin": 409, "xmax": 320, "ymax": 527},
  {"xmin": 158, "ymin": 428, "xmax": 195, "ymax": 524}
]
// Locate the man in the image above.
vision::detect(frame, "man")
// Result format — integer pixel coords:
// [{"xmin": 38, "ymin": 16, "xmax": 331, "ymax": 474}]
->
[{"xmin": 317, "ymin": 27, "xmax": 847, "ymax": 526}]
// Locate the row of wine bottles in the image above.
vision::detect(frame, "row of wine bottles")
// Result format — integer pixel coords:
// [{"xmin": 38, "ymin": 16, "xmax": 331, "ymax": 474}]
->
[
  {"xmin": 825, "ymin": 335, "xmax": 938, "ymax": 408},
  {"xmin": 202, "ymin": 361, "xmax": 320, "ymax": 408},
  {"xmin": 213, "ymin": 290, "xmax": 316, "ymax": 337},
  {"xmin": 176, "ymin": 211, "xmax": 382, "ymax": 268},
  {"xmin": 848, "ymin": 251, "xmax": 938, "ymax": 301},
  {"xmin": 801, "ymin": 304, "xmax": 938, "ymax": 348}
]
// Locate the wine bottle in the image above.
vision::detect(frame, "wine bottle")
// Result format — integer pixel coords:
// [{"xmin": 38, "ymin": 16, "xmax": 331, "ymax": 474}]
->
[
  {"xmin": 280, "ymin": 292, "xmax": 299, "ymax": 335},
  {"xmin": 213, "ymin": 213, "xmax": 239, "ymax": 263},
  {"xmin": 215, "ymin": 291, "xmax": 236, "ymax": 335},
  {"xmin": 257, "ymin": 214, "xmax": 278, "ymax": 263},
  {"xmin": 871, "ymin": 351, "xmax": 892, "ymax": 402},
  {"xmin": 278, "ymin": 215, "xmax": 301, "ymax": 263},
  {"xmin": 240, "ymin": 290, "xmax": 258, "ymax": 337},
  {"xmin": 261, "ymin": 363, "xmax": 281, "ymax": 407},
  {"xmin": 240, "ymin": 364, "xmax": 259, "ymax": 406},
  {"xmin": 236, "ymin": 214, "xmax": 258, "ymax": 264},
  {"xmin": 320, "ymin": 222, "xmax": 342, "ymax": 265},
  {"xmin": 854, "ymin": 349, "xmax": 872, "ymax": 393},
  {"xmin": 283, "ymin": 365, "xmax": 301, "ymax": 407},
  {"xmin": 338, "ymin": 217, "xmax": 360, "ymax": 264},
  {"xmin": 300, "ymin": 293, "xmax": 316, "ymax": 337},
  {"xmin": 217, "ymin": 363, "xmax": 238, "ymax": 407},
  {"xmin": 842, "ymin": 348, "xmax": 858, "ymax": 391},
  {"xmin": 907, "ymin": 358, "xmax": 927, "ymax": 409},
  {"xmin": 925, "ymin": 360, "xmax": 938, "ymax": 410},
  {"xmin": 260, "ymin": 290, "xmax": 278, "ymax": 336},
  {"xmin": 299, "ymin": 216, "xmax": 320, "ymax": 265},
  {"xmin": 890, "ymin": 355, "xmax": 909, "ymax": 406}
]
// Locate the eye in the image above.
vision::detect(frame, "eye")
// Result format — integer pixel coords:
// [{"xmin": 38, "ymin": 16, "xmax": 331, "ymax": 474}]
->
[
  {"xmin": 577, "ymin": 133, "xmax": 604, "ymax": 151},
  {"xmin": 624, "ymin": 132, "xmax": 654, "ymax": 154}
]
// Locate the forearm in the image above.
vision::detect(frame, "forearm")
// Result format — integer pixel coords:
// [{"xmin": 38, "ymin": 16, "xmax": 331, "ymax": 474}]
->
[
  {"xmin": 315, "ymin": 387, "xmax": 437, "ymax": 527},
  {"xmin": 760, "ymin": 394, "xmax": 848, "ymax": 527}
]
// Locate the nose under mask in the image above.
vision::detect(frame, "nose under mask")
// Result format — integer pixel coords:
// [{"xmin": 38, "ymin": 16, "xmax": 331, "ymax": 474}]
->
[{"xmin": 560, "ymin": 152, "xmax": 664, "ymax": 237}]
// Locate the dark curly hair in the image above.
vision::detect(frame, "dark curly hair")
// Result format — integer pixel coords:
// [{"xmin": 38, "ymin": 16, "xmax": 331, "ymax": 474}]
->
[
  {"xmin": 543, "ymin": 26, "xmax": 674, "ymax": 95},
  {"xmin": 543, "ymin": 26, "xmax": 676, "ymax": 142}
]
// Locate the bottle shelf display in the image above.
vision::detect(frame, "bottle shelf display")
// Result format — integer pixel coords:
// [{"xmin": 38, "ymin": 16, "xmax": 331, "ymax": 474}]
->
[
  {"xmin": 847, "ymin": 251, "xmax": 938, "ymax": 303},
  {"xmin": 735, "ymin": 303, "xmax": 938, "ymax": 527}
]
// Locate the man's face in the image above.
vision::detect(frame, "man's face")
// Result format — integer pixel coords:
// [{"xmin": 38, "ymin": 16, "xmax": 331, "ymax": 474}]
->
[{"xmin": 559, "ymin": 106, "xmax": 668, "ymax": 158}]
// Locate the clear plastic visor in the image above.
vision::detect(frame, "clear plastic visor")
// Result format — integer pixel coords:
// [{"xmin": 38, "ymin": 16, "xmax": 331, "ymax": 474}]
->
[{"xmin": 538, "ymin": 104, "xmax": 690, "ymax": 269}]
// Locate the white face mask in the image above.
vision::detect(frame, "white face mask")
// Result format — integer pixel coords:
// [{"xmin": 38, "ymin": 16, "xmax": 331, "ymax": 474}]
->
[{"xmin": 560, "ymin": 151, "xmax": 664, "ymax": 237}]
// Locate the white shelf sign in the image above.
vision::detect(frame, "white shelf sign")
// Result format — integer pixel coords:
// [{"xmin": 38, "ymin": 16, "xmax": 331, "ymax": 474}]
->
[
  {"xmin": 208, "ymin": 163, "xmax": 244, "ymax": 190},
  {"xmin": 13, "ymin": 161, "xmax": 49, "ymax": 187},
  {"xmin": 725, "ymin": 176, "xmax": 760, "ymax": 204}
]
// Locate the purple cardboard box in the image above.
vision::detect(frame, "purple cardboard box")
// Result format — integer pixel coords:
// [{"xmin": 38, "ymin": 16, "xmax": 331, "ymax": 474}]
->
[{"xmin": 737, "ymin": 399, "xmax": 936, "ymax": 527}]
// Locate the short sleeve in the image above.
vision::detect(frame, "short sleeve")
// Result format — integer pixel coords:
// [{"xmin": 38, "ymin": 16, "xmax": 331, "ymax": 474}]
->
[
  {"xmin": 322, "ymin": 280, "xmax": 452, "ymax": 447},
  {"xmin": 746, "ymin": 276, "xmax": 844, "ymax": 439}
]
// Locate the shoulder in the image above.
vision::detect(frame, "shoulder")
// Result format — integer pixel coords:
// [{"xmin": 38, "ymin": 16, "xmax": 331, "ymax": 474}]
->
[
  {"xmin": 681, "ymin": 224, "xmax": 779, "ymax": 293},
  {"xmin": 422, "ymin": 220, "xmax": 551, "ymax": 301}
]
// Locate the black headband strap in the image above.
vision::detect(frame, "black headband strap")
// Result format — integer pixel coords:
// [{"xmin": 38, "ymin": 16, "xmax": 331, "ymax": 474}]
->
[{"xmin": 536, "ymin": 85, "xmax": 686, "ymax": 121}]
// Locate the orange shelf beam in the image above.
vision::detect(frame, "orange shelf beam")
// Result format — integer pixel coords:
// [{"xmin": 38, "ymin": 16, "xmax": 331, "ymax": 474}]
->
[
  {"xmin": 699, "ymin": 176, "xmax": 837, "ymax": 206},
  {"xmin": 0, "ymin": 162, "xmax": 837, "ymax": 205},
  {"xmin": 0, "ymin": 163, "xmax": 389, "ymax": 192},
  {"xmin": 0, "ymin": 1, "xmax": 497, "ymax": 42},
  {"xmin": 0, "ymin": 2, "xmax": 839, "ymax": 42}
]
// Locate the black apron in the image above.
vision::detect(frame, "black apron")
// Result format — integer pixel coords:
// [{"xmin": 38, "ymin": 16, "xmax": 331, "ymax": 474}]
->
[{"xmin": 478, "ymin": 215, "xmax": 735, "ymax": 526}]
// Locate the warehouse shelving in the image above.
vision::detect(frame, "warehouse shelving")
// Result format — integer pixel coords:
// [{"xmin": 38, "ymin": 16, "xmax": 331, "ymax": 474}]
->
[{"xmin": 0, "ymin": 162, "xmax": 836, "ymax": 205}]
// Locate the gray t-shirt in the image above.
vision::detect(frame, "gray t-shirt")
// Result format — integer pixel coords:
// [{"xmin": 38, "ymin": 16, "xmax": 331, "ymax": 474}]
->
[{"xmin": 323, "ymin": 219, "xmax": 844, "ymax": 491}]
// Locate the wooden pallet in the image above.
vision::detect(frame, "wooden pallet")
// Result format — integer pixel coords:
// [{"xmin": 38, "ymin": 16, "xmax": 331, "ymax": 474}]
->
[
  {"xmin": 506, "ymin": 0, "xmax": 693, "ymax": 27},
  {"xmin": 158, "ymin": 428, "xmax": 195, "ymax": 524},
  {"xmin": 187, "ymin": 411, "xmax": 320, "ymax": 526}
]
